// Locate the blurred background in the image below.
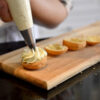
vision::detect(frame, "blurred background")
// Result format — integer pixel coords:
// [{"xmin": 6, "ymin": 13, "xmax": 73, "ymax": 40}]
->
[{"xmin": 0, "ymin": 0, "xmax": 100, "ymax": 42}]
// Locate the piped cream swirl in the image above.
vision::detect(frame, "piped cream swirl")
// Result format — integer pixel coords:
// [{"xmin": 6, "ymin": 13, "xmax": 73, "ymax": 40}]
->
[{"xmin": 21, "ymin": 47, "xmax": 47, "ymax": 63}]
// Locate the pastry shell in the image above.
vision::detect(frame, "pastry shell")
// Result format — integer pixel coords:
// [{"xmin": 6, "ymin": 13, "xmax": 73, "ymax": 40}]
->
[
  {"xmin": 86, "ymin": 36, "xmax": 100, "ymax": 46},
  {"xmin": 22, "ymin": 56, "xmax": 47, "ymax": 70},
  {"xmin": 45, "ymin": 44, "xmax": 68, "ymax": 56},
  {"xmin": 63, "ymin": 38, "xmax": 86, "ymax": 51}
]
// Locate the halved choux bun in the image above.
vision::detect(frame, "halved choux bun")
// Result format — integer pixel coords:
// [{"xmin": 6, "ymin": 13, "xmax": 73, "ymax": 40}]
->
[
  {"xmin": 86, "ymin": 36, "xmax": 100, "ymax": 46},
  {"xmin": 22, "ymin": 56, "xmax": 47, "ymax": 70},
  {"xmin": 45, "ymin": 44, "xmax": 68, "ymax": 56},
  {"xmin": 63, "ymin": 38, "xmax": 86, "ymax": 51}
]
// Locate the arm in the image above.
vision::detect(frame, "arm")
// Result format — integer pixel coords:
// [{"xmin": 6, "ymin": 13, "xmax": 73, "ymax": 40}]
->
[
  {"xmin": 30, "ymin": 0, "xmax": 68, "ymax": 27},
  {"xmin": 0, "ymin": 0, "xmax": 68, "ymax": 27}
]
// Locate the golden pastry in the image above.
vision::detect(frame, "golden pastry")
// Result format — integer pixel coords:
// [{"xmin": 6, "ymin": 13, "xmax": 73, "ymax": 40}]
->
[
  {"xmin": 45, "ymin": 44, "xmax": 68, "ymax": 56},
  {"xmin": 86, "ymin": 36, "xmax": 100, "ymax": 46},
  {"xmin": 21, "ymin": 47, "xmax": 47, "ymax": 70},
  {"xmin": 63, "ymin": 38, "xmax": 86, "ymax": 50}
]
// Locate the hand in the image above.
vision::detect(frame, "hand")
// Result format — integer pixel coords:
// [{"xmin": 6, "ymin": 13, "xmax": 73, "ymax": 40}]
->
[{"xmin": 0, "ymin": 0, "xmax": 12, "ymax": 22}]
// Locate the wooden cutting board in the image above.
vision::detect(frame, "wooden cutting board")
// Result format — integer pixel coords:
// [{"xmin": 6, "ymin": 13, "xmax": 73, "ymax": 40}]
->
[{"xmin": 0, "ymin": 22, "xmax": 100, "ymax": 90}]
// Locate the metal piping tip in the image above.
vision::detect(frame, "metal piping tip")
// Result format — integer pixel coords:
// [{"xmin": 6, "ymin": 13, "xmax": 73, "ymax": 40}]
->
[{"xmin": 20, "ymin": 27, "xmax": 36, "ymax": 50}]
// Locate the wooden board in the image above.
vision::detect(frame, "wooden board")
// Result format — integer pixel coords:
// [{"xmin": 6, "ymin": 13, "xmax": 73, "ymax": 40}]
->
[{"xmin": 0, "ymin": 22, "xmax": 100, "ymax": 90}]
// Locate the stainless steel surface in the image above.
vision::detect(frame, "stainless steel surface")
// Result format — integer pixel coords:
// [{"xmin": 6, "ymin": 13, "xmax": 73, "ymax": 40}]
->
[{"xmin": 20, "ymin": 27, "xmax": 36, "ymax": 50}]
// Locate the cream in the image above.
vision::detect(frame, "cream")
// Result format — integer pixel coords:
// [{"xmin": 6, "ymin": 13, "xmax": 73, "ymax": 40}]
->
[
  {"xmin": 21, "ymin": 47, "xmax": 47, "ymax": 63},
  {"xmin": 87, "ymin": 36, "xmax": 100, "ymax": 42},
  {"xmin": 46, "ymin": 44, "xmax": 67, "ymax": 50}
]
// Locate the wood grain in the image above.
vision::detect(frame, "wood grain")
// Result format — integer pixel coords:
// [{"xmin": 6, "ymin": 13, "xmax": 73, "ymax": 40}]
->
[{"xmin": 0, "ymin": 22, "xmax": 100, "ymax": 90}]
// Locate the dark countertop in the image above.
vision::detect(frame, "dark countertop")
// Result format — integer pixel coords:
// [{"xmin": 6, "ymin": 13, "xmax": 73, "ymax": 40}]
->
[{"xmin": 0, "ymin": 41, "xmax": 100, "ymax": 100}]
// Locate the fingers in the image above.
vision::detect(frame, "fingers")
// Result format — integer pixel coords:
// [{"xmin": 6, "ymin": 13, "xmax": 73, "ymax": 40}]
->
[{"xmin": 0, "ymin": 0, "xmax": 12, "ymax": 22}]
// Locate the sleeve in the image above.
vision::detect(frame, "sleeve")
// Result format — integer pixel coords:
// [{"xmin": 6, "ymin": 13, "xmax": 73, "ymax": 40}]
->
[{"xmin": 60, "ymin": 0, "xmax": 72, "ymax": 12}]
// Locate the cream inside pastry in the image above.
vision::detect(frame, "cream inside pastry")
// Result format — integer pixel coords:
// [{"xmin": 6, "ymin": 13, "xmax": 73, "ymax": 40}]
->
[
  {"xmin": 64, "ymin": 38, "xmax": 86, "ymax": 44},
  {"xmin": 45, "ymin": 44, "xmax": 67, "ymax": 50},
  {"xmin": 87, "ymin": 36, "xmax": 100, "ymax": 42}
]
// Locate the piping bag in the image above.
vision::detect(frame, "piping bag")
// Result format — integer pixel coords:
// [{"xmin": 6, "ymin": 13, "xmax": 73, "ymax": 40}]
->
[{"xmin": 6, "ymin": 0, "xmax": 36, "ymax": 50}]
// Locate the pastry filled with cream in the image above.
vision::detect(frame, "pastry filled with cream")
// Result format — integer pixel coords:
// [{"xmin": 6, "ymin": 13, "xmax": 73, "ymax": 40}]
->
[
  {"xmin": 63, "ymin": 38, "xmax": 86, "ymax": 51},
  {"xmin": 86, "ymin": 36, "xmax": 100, "ymax": 45},
  {"xmin": 45, "ymin": 44, "xmax": 68, "ymax": 56},
  {"xmin": 21, "ymin": 47, "xmax": 47, "ymax": 70}
]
